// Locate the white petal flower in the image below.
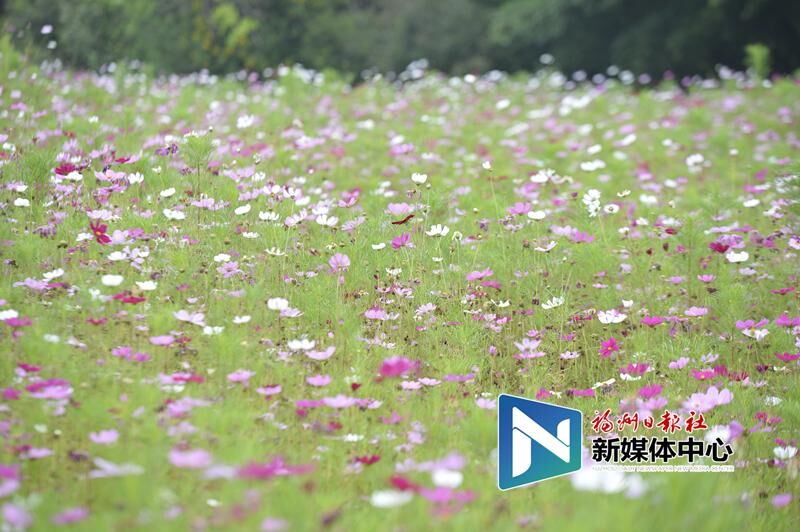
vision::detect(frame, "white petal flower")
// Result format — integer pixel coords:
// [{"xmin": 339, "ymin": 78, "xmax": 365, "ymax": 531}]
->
[{"xmin": 101, "ymin": 274, "xmax": 124, "ymax": 287}]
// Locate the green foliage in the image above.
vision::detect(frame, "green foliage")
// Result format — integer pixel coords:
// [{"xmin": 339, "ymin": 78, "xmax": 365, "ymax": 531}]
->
[
  {"xmin": 745, "ymin": 43, "xmax": 771, "ymax": 79},
  {"xmin": 1, "ymin": 0, "xmax": 799, "ymax": 76}
]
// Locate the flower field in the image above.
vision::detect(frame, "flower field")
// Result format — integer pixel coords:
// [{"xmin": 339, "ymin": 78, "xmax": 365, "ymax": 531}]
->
[{"xmin": 1, "ymin": 52, "xmax": 799, "ymax": 530}]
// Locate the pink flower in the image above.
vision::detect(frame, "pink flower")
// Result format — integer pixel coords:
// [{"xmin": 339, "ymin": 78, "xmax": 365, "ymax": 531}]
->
[
  {"xmin": 227, "ymin": 369, "xmax": 255, "ymax": 383},
  {"xmin": 391, "ymin": 233, "xmax": 412, "ymax": 249},
  {"xmin": 640, "ymin": 316, "xmax": 664, "ymax": 327},
  {"xmin": 691, "ymin": 369, "xmax": 716, "ymax": 380},
  {"xmin": 52, "ymin": 507, "xmax": 89, "ymax": 525},
  {"xmin": 379, "ymin": 356, "xmax": 417, "ymax": 378},
  {"xmin": 2, "ymin": 503, "xmax": 32, "ymax": 530},
  {"xmin": 89, "ymin": 429, "xmax": 119, "ymax": 445},
  {"xmin": 306, "ymin": 374, "xmax": 332, "ymax": 387},
  {"xmin": 475, "ymin": 398, "xmax": 496, "ymax": 409},
  {"xmin": 237, "ymin": 457, "xmax": 314, "ymax": 479},
  {"xmin": 684, "ymin": 306, "xmax": 708, "ymax": 317},
  {"xmin": 149, "ymin": 335, "xmax": 175, "ymax": 346},
  {"xmin": 466, "ymin": 268, "xmax": 493, "ymax": 281},
  {"xmin": 599, "ymin": 337, "xmax": 620, "ymax": 358},
  {"xmin": 256, "ymin": 385, "xmax": 282, "ymax": 397},
  {"xmin": 669, "ymin": 357, "xmax": 690, "ymax": 369},
  {"xmin": 771, "ymin": 493, "xmax": 792, "ymax": 508},
  {"xmin": 329, "ymin": 253, "xmax": 350, "ymax": 273},
  {"xmin": 682, "ymin": 386, "xmax": 733, "ymax": 413},
  {"xmin": 169, "ymin": 448, "xmax": 212, "ymax": 469},
  {"xmin": 638, "ymin": 384, "xmax": 663, "ymax": 399}
]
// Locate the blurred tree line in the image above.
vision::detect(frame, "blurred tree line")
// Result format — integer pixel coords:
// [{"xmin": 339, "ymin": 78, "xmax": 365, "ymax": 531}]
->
[{"xmin": 2, "ymin": 0, "xmax": 799, "ymax": 77}]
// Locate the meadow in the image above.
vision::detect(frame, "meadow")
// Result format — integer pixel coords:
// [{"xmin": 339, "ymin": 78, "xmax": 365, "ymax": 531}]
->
[{"xmin": 1, "ymin": 46, "xmax": 799, "ymax": 530}]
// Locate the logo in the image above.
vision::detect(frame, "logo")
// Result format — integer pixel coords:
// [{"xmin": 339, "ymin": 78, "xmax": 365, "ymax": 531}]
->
[{"xmin": 498, "ymin": 394, "xmax": 582, "ymax": 490}]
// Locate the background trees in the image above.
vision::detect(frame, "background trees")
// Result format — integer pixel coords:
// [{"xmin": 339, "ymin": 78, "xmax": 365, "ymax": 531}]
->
[{"xmin": 3, "ymin": 0, "xmax": 799, "ymax": 77}]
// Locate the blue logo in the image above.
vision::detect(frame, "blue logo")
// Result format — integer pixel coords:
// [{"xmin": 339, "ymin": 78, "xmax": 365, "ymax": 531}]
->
[{"xmin": 498, "ymin": 394, "xmax": 583, "ymax": 490}]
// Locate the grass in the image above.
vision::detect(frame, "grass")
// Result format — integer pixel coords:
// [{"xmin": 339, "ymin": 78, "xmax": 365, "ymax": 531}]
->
[{"xmin": 0, "ymin": 54, "xmax": 799, "ymax": 530}]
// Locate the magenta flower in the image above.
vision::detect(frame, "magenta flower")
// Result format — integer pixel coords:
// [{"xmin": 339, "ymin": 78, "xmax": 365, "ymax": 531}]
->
[
  {"xmin": 638, "ymin": 384, "xmax": 663, "ymax": 399},
  {"xmin": 379, "ymin": 356, "xmax": 418, "ymax": 378},
  {"xmin": 391, "ymin": 233, "xmax": 412, "ymax": 249},
  {"xmin": 691, "ymin": 369, "xmax": 716, "ymax": 380},
  {"xmin": 599, "ymin": 337, "xmax": 620, "ymax": 358},
  {"xmin": 237, "ymin": 457, "xmax": 314, "ymax": 479},
  {"xmin": 640, "ymin": 316, "xmax": 664, "ymax": 327}
]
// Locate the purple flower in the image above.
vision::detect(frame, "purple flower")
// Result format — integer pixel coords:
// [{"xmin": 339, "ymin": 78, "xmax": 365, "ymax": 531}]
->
[{"xmin": 328, "ymin": 253, "xmax": 350, "ymax": 273}]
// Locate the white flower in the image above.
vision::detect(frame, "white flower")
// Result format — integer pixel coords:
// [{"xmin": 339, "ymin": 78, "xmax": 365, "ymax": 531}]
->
[
  {"xmin": 242, "ymin": 232, "xmax": 259, "ymax": 239},
  {"xmin": 234, "ymin": 204, "xmax": 251, "ymax": 215},
  {"xmin": 598, "ymin": 309, "xmax": 627, "ymax": 324},
  {"xmin": 743, "ymin": 198, "xmax": 759, "ymax": 208},
  {"xmin": 725, "ymin": 250, "xmax": 749, "ymax": 263},
  {"xmin": 530, "ymin": 168, "xmax": 556, "ymax": 184},
  {"xmin": 425, "ymin": 224, "xmax": 450, "ymax": 237},
  {"xmin": 108, "ymin": 251, "xmax": 127, "ymax": 261},
  {"xmin": 431, "ymin": 469, "xmax": 463, "ymax": 488},
  {"xmin": 411, "ymin": 172, "xmax": 428, "ymax": 184},
  {"xmin": 43, "ymin": 334, "xmax": 60, "ymax": 343},
  {"xmin": 43, "ymin": 268, "xmax": 64, "ymax": 280},
  {"xmin": 534, "ymin": 241, "xmax": 557, "ymax": 252},
  {"xmin": 160, "ymin": 188, "xmax": 176, "ymax": 198},
  {"xmin": 101, "ymin": 274, "xmax": 124, "ymax": 287},
  {"xmin": 0, "ymin": 309, "xmax": 19, "ymax": 321},
  {"xmin": 202, "ymin": 326, "xmax": 224, "ymax": 336},
  {"xmin": 774, "ymin": 446, "xmax": 797, "ymax": 461},
  {"xmin": 371, "ymin": 243, "xmax": 386, "ymax": 250},
  {"xmin": 13, "ymin": 198, "xmax": 30, "ymax": 207},
  {"xmin": 76, "ymin": 232, "xmax": 94, "ymax": 242},
  {"xmin": 136, "ymin": 281, "xmax": 157, "ymax": 291},
  {"xmin": 232, "ymin": 315, "xmax": 251, "ymax": 324},
  {"xmin": 315, "ymin": 214, "xmax": 338, "ymax": 227},
  {"xmin": 267, "ymin": 298, "xmax": 289, "ymax": 311},
  {"xmin": 542, "ymin": 296, "xmax": 565, "ymax": 310},
  {"xmin": 603, "ymin": 204, "xmax": 620, "ymax": 214},
  {"xmin": 686, "ymin": 153, "xmax": 704, "ymax": 169},
  {"xmin": 163, "ymin": 208, "xmax": 185, "ymax": 220},
  {"xmin": 288, "ymin": 338, "xmax": 315, "ymax": 351},
  {"xmin": 369, "ymin": 490, "xmax": 413, "ymax": 508},
  {"xmin": 259, "ymin": 211, "xmax": 280, "ymax": 222},
  {"xmin": 580, "ymin": 159, "xmax": 606, "ymax": 172},
  {"xmin": 127, "ymin": 173, "xmax": 144, "ymax": 184},
  {"xmin": 265, "ymin": 247, "xmax": 286, "ymax": 256},
  {"xmin": 213, "ymin": 253, "xmax": 231, "ymax": 263},
  {"xmin": 237, "ymin": 114, "xmax": 255, "ymax": 129},
  {"xmin": 527, "ymin": 210, "xmax": 546, "ymax": 221},
  {"xmin": 482, "ymin": 161, "xmax": 492, "ymax": 170}
]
